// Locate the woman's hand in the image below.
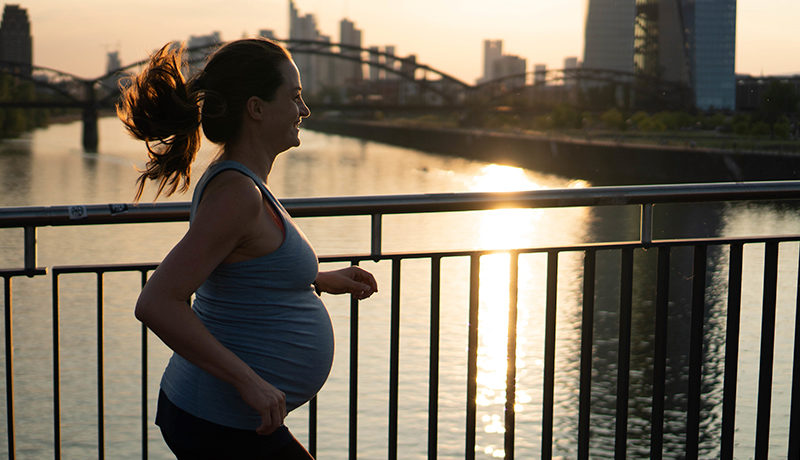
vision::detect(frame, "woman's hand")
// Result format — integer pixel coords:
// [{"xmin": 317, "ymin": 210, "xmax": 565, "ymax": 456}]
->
[
  {"xmin": 235, "ymin": 371, "xmax": 287, "ymax": 435},
  {"xmin": 315, "ymin": 266, "xmax": 378, "ymax": 300}
]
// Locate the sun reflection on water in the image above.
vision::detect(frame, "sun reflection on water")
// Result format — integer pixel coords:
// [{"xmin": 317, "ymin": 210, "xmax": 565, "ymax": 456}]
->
[
  {"xmin": 464, "ymin": 163, "xmax": 595, "ymax": 457},
  {"xmin": 469, "ymin": 164, "xmax": 541, "ymax": 455}
]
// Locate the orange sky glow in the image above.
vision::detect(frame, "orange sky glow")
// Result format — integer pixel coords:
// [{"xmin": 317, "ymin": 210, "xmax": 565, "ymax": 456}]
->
[{"xmin": 16, "ymin": 0, "xmax": 800, "ymax": 82}]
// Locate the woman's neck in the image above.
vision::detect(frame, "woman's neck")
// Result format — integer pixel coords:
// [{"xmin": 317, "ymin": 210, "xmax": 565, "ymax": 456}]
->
[{"xmin": 220, "ymin": 142, "xmax": 276, "ymax": 183}]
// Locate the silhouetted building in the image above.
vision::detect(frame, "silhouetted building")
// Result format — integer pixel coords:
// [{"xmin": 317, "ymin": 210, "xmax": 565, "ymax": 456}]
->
[
  {"xmin": 736, "ymin": 74, "xmax": 800, "ymax": 112},
  {"xmin": 187, "ymin": 32, "xmax": 221, "ymax": 73},
  {"xmin": 384, "ymin": 45, "xmax": 398, "ymax": 80},
  {"xmin": 259, "ymin": 29, "xmax": 276, "ymax": 40},
  {"xmin": 585, "ymin": 0, "xmax": 736, "ymax": 110},
  {"xmin": 534, "ymin": 64, "xmax": 547, "ymax": 85},
  {"xmin": 692, "ymin": 0, "xmax": 736, "ymax": 110},
  {"xmin": 583, "ymin": 0, "xmax": 635, "ymax": 74},
  {"xmin": 101, "ymin": 50, "xmax": 128, "ymax": 95},
  {"xmin": 106, "ymin": 51, "xmax": 121, "ymax": 74},
  {"xmin": 0, "ymin": 4, "xmax": 32, "ymax": 77},
  {"xmin": 339, "ymin": 18, "xmax": 363, "ymax": 84},
  {"xmin": 563, "ymin": 56, "xmax": 580, "ymax": 87},
  {"xmin": 289, "ymin": 0, "xmax": 337, "ymax": 95},
  {"xmin": 492, "ymin": 54, "xmax": 526, "ymax": 88},
  {"xmin": 479, "ymin": 39, "xmax": 502, "ymax": 83},
  {"xmin": 368, "ymin": 46, "xmax": 380, "ymax": 81}
]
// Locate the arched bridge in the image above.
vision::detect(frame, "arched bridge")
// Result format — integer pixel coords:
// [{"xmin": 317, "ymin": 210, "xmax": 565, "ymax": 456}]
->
[{"xmin": 0, "ymin": 38, "xmax": 691, "ymax": 151}]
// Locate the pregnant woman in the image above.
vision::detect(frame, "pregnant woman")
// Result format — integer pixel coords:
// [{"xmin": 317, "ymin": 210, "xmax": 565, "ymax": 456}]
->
[{"xmin": 117, "ymin": 38, "xmax": 377, "ymax": 459}]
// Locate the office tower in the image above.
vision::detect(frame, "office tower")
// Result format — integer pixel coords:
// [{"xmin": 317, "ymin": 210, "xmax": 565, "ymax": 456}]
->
[
  {"xmin": 634, "ymin": 0, "xmax": 736, "ymax": 109},
  {"xmin": 692, "ymin": 0, "xmax": 736, "ymax": 110},
  {"xmin": 384, "ymin": 45, "xmax": 397, "ymax": 79},
  {"xmin": 634, "ymin": 0, "xmax": 688, "ymax": 83},
  {"xmin": 368, "ymin": 46, "xmax": 381, "ymax": 81},
  {"xmin": 585, "ymin": 0, "xmax": 735, "ymax": 110},
  {"xmin": 106, "ymin": 51, "xmax": 121, "ymax": 74},
  {"xmin": 400, "ymin": 54, "xmax": 416, "ymax": 79},
  {"xmin": 0, "ymin": 4, "xmax": 32, "ymax": 77},
  {"xmin": 101, "ymin": 50, "xmax": 127, "ymax": 94},
  {"xmin": 339, "ymin": 18, "xmax": 363, "ymax": 85},
  {"xmin": 492, "ymin": 55, "xmax": 527, "ymax": 88},
  {"xmin": 289, "ymin": 0, "xmax": 326, "ymax": 94},
  {"xmin": 534, "ymin": 64, "xmax": 547, "ymax": 85},
  {"xmin": 481, "ymin": 39, "xmax": 502, "ymax": 83},
  {"xmin": 563, "ymin": 57, "xmax": 580, "ymax": 87},
  {"xmin": 583, "ymin": 0, "xmax": 635, "ymax": 74}
]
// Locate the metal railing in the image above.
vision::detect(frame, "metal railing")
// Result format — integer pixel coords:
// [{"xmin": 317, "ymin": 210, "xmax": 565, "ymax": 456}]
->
[{"xmin": 2, "ymin": 182, "xmax": 800, "ymax": 459}]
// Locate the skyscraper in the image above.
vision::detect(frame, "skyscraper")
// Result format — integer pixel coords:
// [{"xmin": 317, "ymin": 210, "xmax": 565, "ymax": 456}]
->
[
  {"xmin": 492, "ymin": 55, "xmax": 527, "ymax": 88},
  {"xmin": 563, "ymin": 57, "xmax": 580, "ymax": 87},
  {"xmin": 583, "ymin": 0, "xmax": 635, "ymax": 74},
  {"xmin": 480, "ymin": 39, "xmax": 502, "ymax": 83},
  {"xmin": 534, "ymin": 64, "xmax": 547, "ymax": 86},
  {"xmin": 585, "ymin": 0, "xmax": 736, "ymax": 110},
  {"xmin": 0, "ymin": 4, "xmax": 32, "ymax": 77},
  {"xmin": 692, "ymin": 0, "xmax": 736, "ymax": 110},
  {"xmin": 289, "ymin": 0, "xmax": 326, "ymax": 94},
  {"xmin": 384, "ymin": 45, "xmax": 398, "ymax": 80},
  {"xmin": 368, "ymin": 46, "xmax": 381, "ymax": 81},
  {"xmin": 339, "ymin": 18, "xmax": 363, "ymax": 84}
]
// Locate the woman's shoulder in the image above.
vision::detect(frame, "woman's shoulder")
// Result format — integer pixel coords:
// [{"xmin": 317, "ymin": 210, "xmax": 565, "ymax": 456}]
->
[{"xmin": 195, "ymin": 170, "xmax": 264, "ymax": 223}]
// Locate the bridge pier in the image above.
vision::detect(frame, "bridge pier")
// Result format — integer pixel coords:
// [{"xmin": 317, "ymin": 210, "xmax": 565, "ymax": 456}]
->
[{"xmin": 81, "ymin": 105, "xmax": 98, "ymax": 152}]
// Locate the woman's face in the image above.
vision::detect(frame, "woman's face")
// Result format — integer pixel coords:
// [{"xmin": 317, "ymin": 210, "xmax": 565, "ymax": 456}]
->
[{"xmin": 260, "ymin": 59, "xmax": 311, "ymax": 154}]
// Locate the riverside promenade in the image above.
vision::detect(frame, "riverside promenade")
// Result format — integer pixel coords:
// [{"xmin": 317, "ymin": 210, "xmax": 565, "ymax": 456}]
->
[{"xmin": 303, "ymin": 118, "xmax": 800, "ymax": 185}]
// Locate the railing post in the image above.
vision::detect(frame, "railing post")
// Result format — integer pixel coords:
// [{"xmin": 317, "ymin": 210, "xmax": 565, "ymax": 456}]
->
[
  {"xmin": 504, "ymin": 252, "xmax": 520, "ymax": 460},
  {"xmin": 542, "ymin": 251, "xmax": 558, "ymax": 459},
  {"xmin": 96, "ymin": 272, "xmax": 105, "ymax": 460},
  {"xmin": 389, "ymin": 258, "xmax": 402, "ymax": 460},
  {"xmin": 640, "ymin": 204, "xmax": 653, "ymax": 247},
  {"xmin": 615, "ymin": 248, "xmax": 634, "ymax": 459},
  {"xmin": 349, "ymin": 261, "xmax": 360, "ymax": 460},
  {"xmin": 686, "ymin": 244, "xmax": 707, "ymax": 459},
  {"xmin": 429, "ymin": 256, "xmax": 442, "ymax": 460},
  {"xmin": 371, "ymin": 213, "xmax": 382, "ymax": 260},
  {"xmin": 466, "ymin": 255, "xmax": 480, "ymax": 460},
  {"xmin": 23, "ymin": 226, "xmax": 36, "ymax": 275},
  {"xmin": 3, "ymin": 275, "xmax": 16, "ymax": 460},
  {"xmin": 578, "ymin": 249, "xmax": 597, "ymax": 460},
  {"xmin": 52, "ymin": 272, "xmax": 62, "ymax": 460}
]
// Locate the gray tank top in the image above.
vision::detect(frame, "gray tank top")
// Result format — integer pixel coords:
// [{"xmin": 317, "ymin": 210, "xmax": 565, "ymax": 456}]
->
[{"xmin": 159, "ymin": 160, "xmax": 334, "ymax": 430}]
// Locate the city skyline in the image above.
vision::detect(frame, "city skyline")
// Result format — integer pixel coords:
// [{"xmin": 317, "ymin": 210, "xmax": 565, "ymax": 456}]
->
[{"xmin": 9, "ymin": 0, "xmax": 800, "ymax": 81}]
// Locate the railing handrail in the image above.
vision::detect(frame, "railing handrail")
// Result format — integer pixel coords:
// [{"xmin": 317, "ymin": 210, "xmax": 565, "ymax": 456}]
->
[{"xmin": 3, "ymin": 180, "xmax": 800, "ymax": 228}]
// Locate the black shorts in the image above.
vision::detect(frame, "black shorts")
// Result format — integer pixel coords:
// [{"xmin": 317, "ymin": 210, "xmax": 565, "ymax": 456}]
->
[{"xmin": 156, "ymin": 389, "xmax": 314, "ymax": 460}]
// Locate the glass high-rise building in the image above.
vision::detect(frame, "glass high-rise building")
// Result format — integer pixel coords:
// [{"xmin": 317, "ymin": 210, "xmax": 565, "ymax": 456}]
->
[
  {"xmin": 691, "ymin": 0, "xmax": 737, "ymax": 110},
  {"xmin": 585, "ymin": 0, "xmax": 736, "ymax": 110}
]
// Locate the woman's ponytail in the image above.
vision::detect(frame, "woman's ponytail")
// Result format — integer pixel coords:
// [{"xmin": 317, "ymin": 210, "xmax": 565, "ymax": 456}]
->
[{"xmin": 117, "ymin": 43, "xmax": 201, "ymax": 201}]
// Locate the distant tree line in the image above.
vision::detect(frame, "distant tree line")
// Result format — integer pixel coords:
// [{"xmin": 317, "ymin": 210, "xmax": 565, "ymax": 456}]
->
[{"xmin": 498, "ymin": 80, "xmax": 800, "ymax": 140}]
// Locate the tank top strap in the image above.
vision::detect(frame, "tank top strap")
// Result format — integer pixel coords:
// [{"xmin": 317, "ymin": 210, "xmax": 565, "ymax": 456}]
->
[{"xmin": 189, "ymin": 160, "xmax": 279, "ymax": 224}]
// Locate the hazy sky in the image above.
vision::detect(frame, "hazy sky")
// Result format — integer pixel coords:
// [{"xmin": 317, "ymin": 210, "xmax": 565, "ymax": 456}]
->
[{"xmin": 18, "ymin": 0, "xmax": 800, "ymax": 82}]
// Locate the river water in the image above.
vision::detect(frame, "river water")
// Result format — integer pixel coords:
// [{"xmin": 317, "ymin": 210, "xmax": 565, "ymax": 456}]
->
[{"xmin": 0, "ymin": 117, "xmax": 798, "ymax": 459}]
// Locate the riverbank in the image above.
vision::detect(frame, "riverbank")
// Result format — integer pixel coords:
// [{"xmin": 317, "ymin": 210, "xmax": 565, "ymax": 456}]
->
[{"xmin": 303, "ymin": 118, "xmax": 800, "ymax": 185}]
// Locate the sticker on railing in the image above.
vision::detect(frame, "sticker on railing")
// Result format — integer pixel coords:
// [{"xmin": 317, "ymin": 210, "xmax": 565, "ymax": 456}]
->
[
  {"xmin": 68, "ymin": 205, "xmax": 88, "ymax": 220},
  {"xmin": 109, "ymin": 204, "xmax": 128, "ymax": 215}
]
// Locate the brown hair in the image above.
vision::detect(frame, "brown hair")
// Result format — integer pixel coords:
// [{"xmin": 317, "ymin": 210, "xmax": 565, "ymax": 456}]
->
[{"xmin": 117, "ymin": 38, "xmax": 292, "ymax": 200}]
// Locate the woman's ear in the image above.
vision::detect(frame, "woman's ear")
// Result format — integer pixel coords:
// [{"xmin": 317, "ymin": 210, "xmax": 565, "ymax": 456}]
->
[{"xmin": 245, "ymin": 96, "xmax": 264, "ymax": 121}]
